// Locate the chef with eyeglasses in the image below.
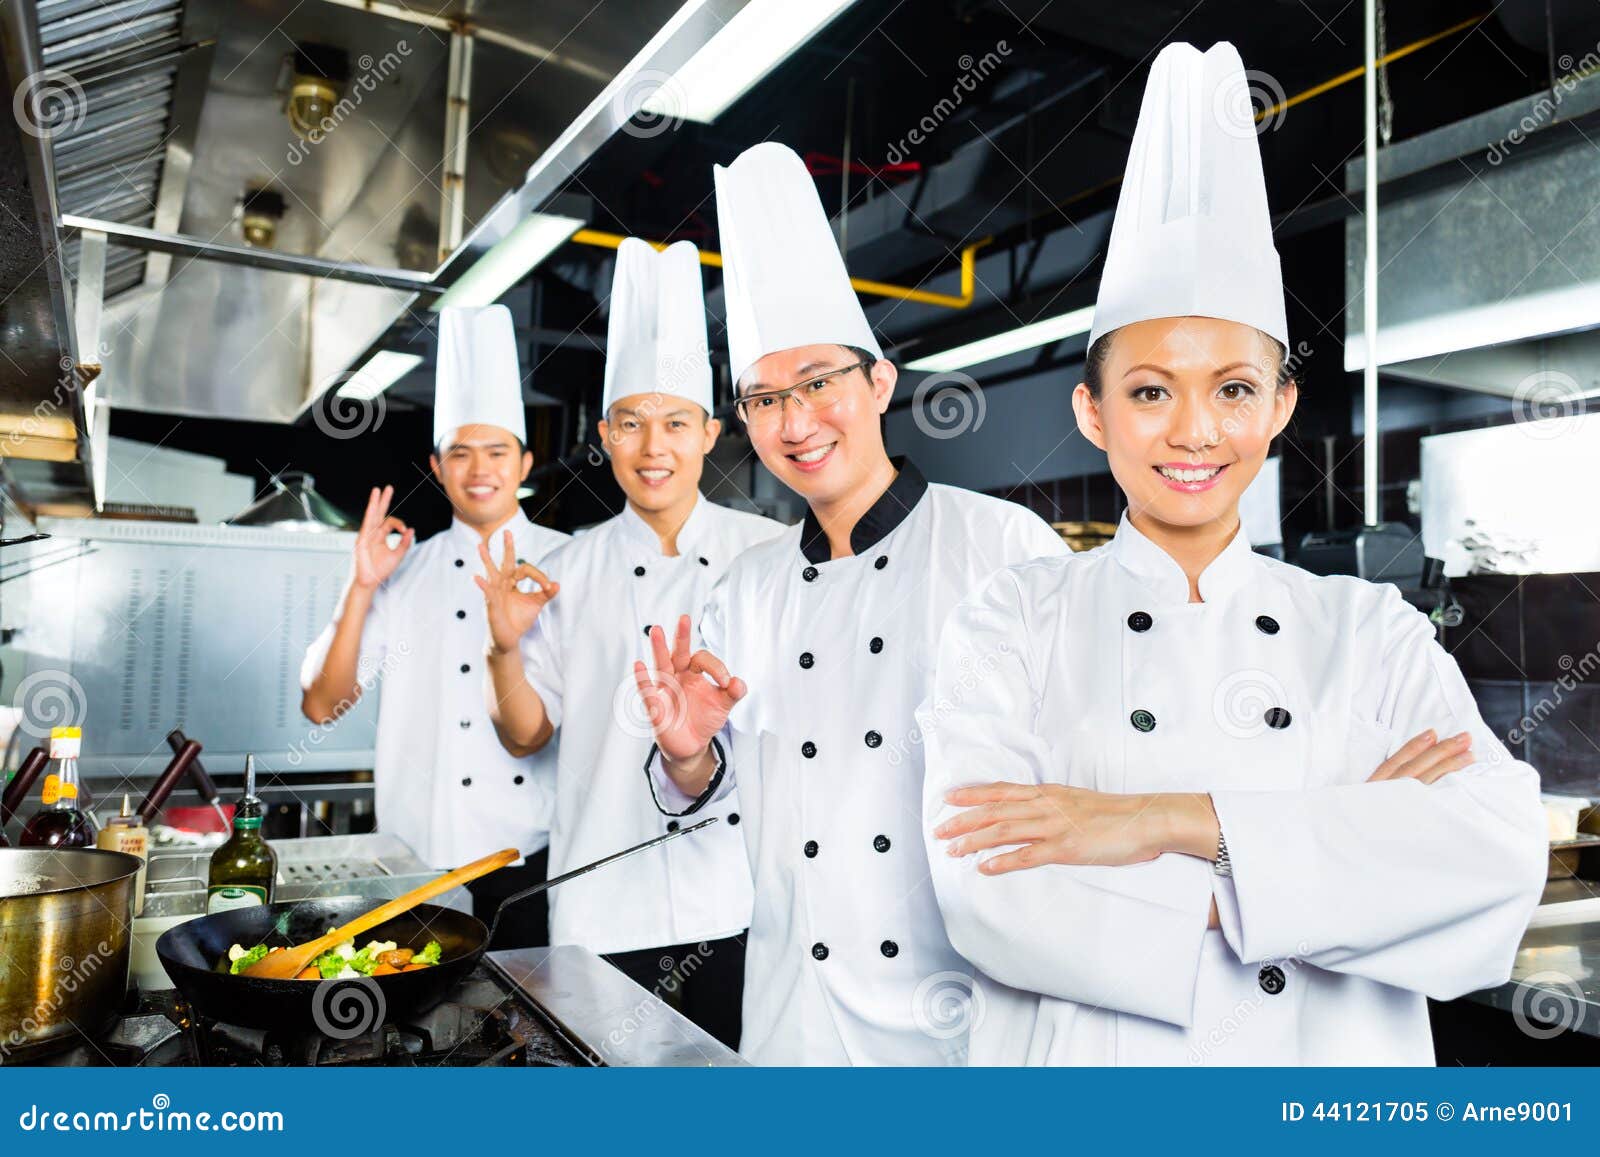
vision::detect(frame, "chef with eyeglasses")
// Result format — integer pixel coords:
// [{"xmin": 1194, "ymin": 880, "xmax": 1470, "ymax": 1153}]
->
[
  {"xmin": 477, "ymin": 238, "xmax": 785, "ymax": 1048},
  {"xmin": 630, "ymin": 142, "xmax": 1067, "ymax": 1066},
  {"xmin": 918, "ymin": 42, "xmax": 1548, "ymax": 1066}
]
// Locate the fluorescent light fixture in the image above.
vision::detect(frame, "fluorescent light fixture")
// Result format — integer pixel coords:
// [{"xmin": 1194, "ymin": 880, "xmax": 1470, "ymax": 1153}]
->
[
  {"xmin": 906, "ymin": 305, "xmax": 1096, "ymax": 373},
  {"xmin": 338, "ymin": 351, "xmax": 423, "ymax": 399},
  {"xmin": 1345, "ymin": 281, "xmax": 1600, "ymax": 370},
  {"xmin": 643, "ymin": 0, "xmax": 857, "ymax": 124},
  {"xmin": 430, "ymin": 212, "xmax": 584, "ymax": 311}
]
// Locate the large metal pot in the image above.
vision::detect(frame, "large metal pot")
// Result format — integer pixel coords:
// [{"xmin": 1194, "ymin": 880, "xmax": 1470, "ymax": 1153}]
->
[{"xmin": 0, "ymin": 848, "xmax": 141, "ymax": 1062}]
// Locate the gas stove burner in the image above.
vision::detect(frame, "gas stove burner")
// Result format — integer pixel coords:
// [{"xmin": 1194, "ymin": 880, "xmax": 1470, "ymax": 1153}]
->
[{"xmin": 37, "ymin": 963, "xmax": 593, "ymax": 1067}]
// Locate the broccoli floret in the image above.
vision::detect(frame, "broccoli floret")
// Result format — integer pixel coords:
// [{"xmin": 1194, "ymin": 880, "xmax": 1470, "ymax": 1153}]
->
[
  {"xmin": 412, "ymin": 941, "xmax": 442, "ymax": 966},
  {"xmin": 347, "ymin": 947, "xmax": 379, "ymax": 976},
  {"xmin": 315, "ymin": 952, "xmax": 349, "ymax": 979},
  {"xmin": 229, "ymin": 945, "xmax": 271, "ymax": 975}
]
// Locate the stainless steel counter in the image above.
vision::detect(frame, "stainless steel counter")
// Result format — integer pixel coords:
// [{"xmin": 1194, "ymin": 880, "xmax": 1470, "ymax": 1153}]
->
[
  {"xmin": 1468, "ymin": 881, "xmax": 1600, "ymax": 1039},
  {"xmin": 489, "ymin": 945, "xmax": 747, "ymax": 1067}
]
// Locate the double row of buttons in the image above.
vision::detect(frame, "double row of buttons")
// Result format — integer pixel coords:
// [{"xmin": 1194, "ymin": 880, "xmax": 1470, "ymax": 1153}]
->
[{"xmin": 1124, "ymin": 611, "xmax": 1291, "ymax": 733}]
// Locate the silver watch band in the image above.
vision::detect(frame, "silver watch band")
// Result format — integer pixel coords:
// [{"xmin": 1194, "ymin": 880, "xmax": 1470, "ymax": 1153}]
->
[{"xmin": 1214, "ymin": 827, "xmax": 1232, "ymax": 877}]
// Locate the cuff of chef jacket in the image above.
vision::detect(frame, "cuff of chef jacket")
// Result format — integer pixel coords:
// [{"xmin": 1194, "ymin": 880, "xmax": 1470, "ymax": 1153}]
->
[
  {"xmin": 1208, "ymin": 791, "xmax": 1311, "ymax": 963},
  {"xmin": 644, "ymin": 737, "xmax": 727, "ymax": 817}
]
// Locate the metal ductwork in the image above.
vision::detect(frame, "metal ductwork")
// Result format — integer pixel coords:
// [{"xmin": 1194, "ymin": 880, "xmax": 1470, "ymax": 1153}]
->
[{"xmin": 1343, "ymin": 67, "xmax": 1600, "ymax": 402}]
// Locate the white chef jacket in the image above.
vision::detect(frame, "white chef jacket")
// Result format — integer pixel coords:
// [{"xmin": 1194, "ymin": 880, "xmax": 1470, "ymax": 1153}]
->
[
  {"xmin": 919, "ymin": 514, "xmax": 1549, "ymax": 1066},
  {"xmin": 520, "ymin": 495, "xmax": 786, "ymax": 954},
  {"xmin": 651, "ymin": 460, "xmax": 1068, "ymax": 1065},
  {"xmin": 301, "ymin": 509, "xmax": 569, "ymax": 869}
]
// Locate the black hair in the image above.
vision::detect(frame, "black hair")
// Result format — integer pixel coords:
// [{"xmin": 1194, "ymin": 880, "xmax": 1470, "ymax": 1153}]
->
[
  {"xmin": 1081, "ymin": 328, "xmax": 1294, "ymax": 398},
  {"xmin": 435, "ymin": 435, "xmax": 526, "ymax": 457},
  {"xmin": 840, "ymin": 344, "xmax": 880, "ymax": 379}
]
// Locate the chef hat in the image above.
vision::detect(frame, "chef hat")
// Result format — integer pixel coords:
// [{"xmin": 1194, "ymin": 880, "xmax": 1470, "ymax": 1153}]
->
[
  {"xmin": 714, "ymin": 141, "xmax": 882, "ymax": 388},
  {"xmin": 1090, "ymin": 41, "xmax": 1288, "ymax": 349},
  {"xmin": 433, "ymin": 304, "xmax": 528, "ymax": 449},
  {"xmin": 602, "ymin": 238, "xmax": 714, "ymax": 416}
]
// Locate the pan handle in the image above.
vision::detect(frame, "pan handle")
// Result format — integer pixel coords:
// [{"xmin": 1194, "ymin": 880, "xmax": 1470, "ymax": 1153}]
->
[{"xmin": 485, "ymin": 817, "xmax": 720, "ymax": 946}]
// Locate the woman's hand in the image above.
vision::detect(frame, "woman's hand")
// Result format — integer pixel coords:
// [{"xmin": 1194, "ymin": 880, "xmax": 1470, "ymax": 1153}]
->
[
  {"xmin": 1367, "ymin": 729, "xmax": 1474, "ymax": 783},
  {"xmin": 935, "ymin": 783, "xmax": 1180, "ymax": 875}
]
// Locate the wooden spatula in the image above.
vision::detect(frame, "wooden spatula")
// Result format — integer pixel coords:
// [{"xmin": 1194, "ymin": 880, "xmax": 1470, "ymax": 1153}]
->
[{"xmin": 241, "ymin": 846, "xmax": 519, "ymax": 979}]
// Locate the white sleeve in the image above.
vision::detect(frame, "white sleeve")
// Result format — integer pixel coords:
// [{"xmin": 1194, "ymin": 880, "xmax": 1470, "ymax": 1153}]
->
[
  {"xmin": 299, "ymin": 576, "xmax": 390, "ymax": 692},
  {"xmin": 519, "ymin": 600, "xmax": 564, "ymax": 730},
  {"xmin": 921, "ymin": 566, "xmax": 1215, "ymax": 1028},
  {"xmin": 1210, "ymin": 587, "xmax": 1547, "ymax": 999}
]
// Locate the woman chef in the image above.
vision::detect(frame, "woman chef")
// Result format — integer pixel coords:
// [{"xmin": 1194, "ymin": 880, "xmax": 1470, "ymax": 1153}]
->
[{"xmin": 918, "ymin": 42, "xmax": 1548, "ymax": 1065}]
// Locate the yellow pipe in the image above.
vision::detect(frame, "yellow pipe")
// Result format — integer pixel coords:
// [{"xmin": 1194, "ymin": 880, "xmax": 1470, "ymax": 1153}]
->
[
  {"xmin": 1256, "ymin": 12, "xmax": 1487, "ymax": 123},
  {"xmin": 570, "ymin": 227, "xmax": 992, "ymax": 310}
]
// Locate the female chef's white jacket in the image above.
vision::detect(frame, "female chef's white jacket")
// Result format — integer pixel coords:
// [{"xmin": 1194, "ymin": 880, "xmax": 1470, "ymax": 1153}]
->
[{"xmin": 919, "ymin": 515, "xmax": 1548, "ymax": 1065}]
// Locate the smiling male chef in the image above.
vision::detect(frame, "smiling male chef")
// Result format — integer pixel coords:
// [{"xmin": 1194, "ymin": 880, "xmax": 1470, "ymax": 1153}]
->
[
  {"xmin": 629, "ymin": 142, "xmax": 1068, "ymax": 1065},
  {"xmin": 301, "ymin": 305, "xmax": 569, "ymax": 946},
  {"xmin": 477, "ymin": 238, "xmax": 784, "ymax": 1048}
]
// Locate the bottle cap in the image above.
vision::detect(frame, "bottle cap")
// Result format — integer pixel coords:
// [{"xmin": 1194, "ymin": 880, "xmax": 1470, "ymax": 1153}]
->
[{"xmin": 47, "ymin": 729, "xmax": 82, "ymax": 759}]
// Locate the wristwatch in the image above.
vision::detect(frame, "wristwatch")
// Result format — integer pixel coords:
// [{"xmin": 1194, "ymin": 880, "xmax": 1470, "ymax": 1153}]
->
[{"xmin": 1214, "ymin": 827, "xmax": 1232, "ymax": 877}]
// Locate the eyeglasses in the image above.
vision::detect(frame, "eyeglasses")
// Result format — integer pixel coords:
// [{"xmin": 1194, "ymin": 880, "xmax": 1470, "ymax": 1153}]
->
[{"xmin": 734, "ymin": 360, "xmax": 874, "ymax": 428}]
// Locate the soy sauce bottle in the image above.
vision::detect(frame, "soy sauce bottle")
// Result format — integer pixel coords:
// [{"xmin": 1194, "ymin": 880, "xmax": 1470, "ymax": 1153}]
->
[{"xmin": 19, "ymin": 727, "xmax": 95, "ymax": 848}]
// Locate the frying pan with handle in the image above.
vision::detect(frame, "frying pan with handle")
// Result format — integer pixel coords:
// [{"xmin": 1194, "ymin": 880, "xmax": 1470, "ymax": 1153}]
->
[{"xmin": 156, "ymin": 818, "xmax": 718, "ymax": 1033}]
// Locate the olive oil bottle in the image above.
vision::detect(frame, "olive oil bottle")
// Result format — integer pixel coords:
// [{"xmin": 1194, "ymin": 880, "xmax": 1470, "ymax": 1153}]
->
[{"xmin": 206, "ymin": 755, "xmax": 277, "ymax": 913}]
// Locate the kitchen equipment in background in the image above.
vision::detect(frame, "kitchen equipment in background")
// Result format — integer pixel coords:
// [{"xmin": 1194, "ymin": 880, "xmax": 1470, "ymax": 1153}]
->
[
  {"xmin": 96, "ymin": 796, "xmax": 150, "ymax": 916},
  {"xmin": 0, "ymin": 746, "xmax": 49, "ymax": 827},
  {"xmin": 166, "ymin": 728, "xmax": 231, "ymax": 829},
  {"xmin": 135, "ymin": 738, "xmax": 203, "ymax": 824},
  {"xmin": 0, "ymin": 517, "xmax": 379, "ymax": 776},
  {"xmin": 224, "ymin": 473, "xmax": 353, "ymax": 532},
  {"xmin": 1421, "ymin": 415, "xmax": 1600, "ymax": 578},
  {"xmin": 1051, "ymin": 521, "xmax": 1117, "ymax": 552},
  {"xmin": 0, "ymin": 848, "xmax": 142, "ymax": 1062},
  {"xmin": 1295, "ymin": 523, "xmax": 1426, "ymax": 586}
]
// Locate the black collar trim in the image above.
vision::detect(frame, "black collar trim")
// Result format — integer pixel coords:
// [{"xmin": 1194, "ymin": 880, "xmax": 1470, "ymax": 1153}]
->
[{"xmin": 799, "ymin": 457, "xmax": 929, "ymax": 564}]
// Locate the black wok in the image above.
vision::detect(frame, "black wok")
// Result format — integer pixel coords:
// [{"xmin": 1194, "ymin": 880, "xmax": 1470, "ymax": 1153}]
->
[
  {"xmin": 156, "ymin": 896, "xmax": 485, "ymax": 1032},
  {"xmin": 156, "ymin": 817, "xmax": 718, "ymax": 1033}
]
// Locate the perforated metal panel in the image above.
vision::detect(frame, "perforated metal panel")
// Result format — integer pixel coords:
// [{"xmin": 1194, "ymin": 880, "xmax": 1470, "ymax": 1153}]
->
[{"xmin": 2, "ymin": 518, "xmax": 378, "ymax": 776}]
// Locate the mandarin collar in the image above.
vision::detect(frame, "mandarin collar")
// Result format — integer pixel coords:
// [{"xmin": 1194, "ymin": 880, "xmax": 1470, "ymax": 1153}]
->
[
  {"xmin": 449, "ymin": 507, "xmax": 531, "ymax": 561},
  {"xmin": 1108, "ymin": 512, "xmax": 1256, "ymax": 606},
  {"xmin": 618, "ymin": 493, "xmax": 711, "ymax": 558},
  {"xmin": 800, "ymin": 457, "xmax": 929, "ymax": 564}
]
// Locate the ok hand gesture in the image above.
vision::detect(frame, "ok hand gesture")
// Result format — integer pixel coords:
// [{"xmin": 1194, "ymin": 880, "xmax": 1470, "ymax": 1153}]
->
[
  {"xmin": 633, "ymin": 615, "xmax": 745, "ymax": 763},
  {"xmin": 474, "ymin": 530, "xmax": 559, "ymax": 655},
  {"xmin": 353, "ymin": 485, "xmax": 414, "ymax": 590}
]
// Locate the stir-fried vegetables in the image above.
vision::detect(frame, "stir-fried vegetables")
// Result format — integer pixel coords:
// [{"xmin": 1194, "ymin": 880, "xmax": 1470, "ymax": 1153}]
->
[{"xmin": 222, "ymin": 937, "xmax": 445, "ymax": 979}]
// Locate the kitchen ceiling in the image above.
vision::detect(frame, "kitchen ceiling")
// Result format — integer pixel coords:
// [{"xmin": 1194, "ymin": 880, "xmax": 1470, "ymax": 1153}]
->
[{"xmin": 85, "ymin": 0, "xmax": 689, "ymax": 423}]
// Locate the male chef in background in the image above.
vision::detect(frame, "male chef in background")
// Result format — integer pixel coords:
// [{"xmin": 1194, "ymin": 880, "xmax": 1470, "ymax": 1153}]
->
[
  {"xmin": 301, "ymin": 305, "xmax": 569, "ymax": 947},
  {"xmin": 632, "ymin": 143, "xmax": 1067, "ymax": 1064},
  {"xmin": 477, "ymin": 238, "xmax": 784, "ymax": 1048}
]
